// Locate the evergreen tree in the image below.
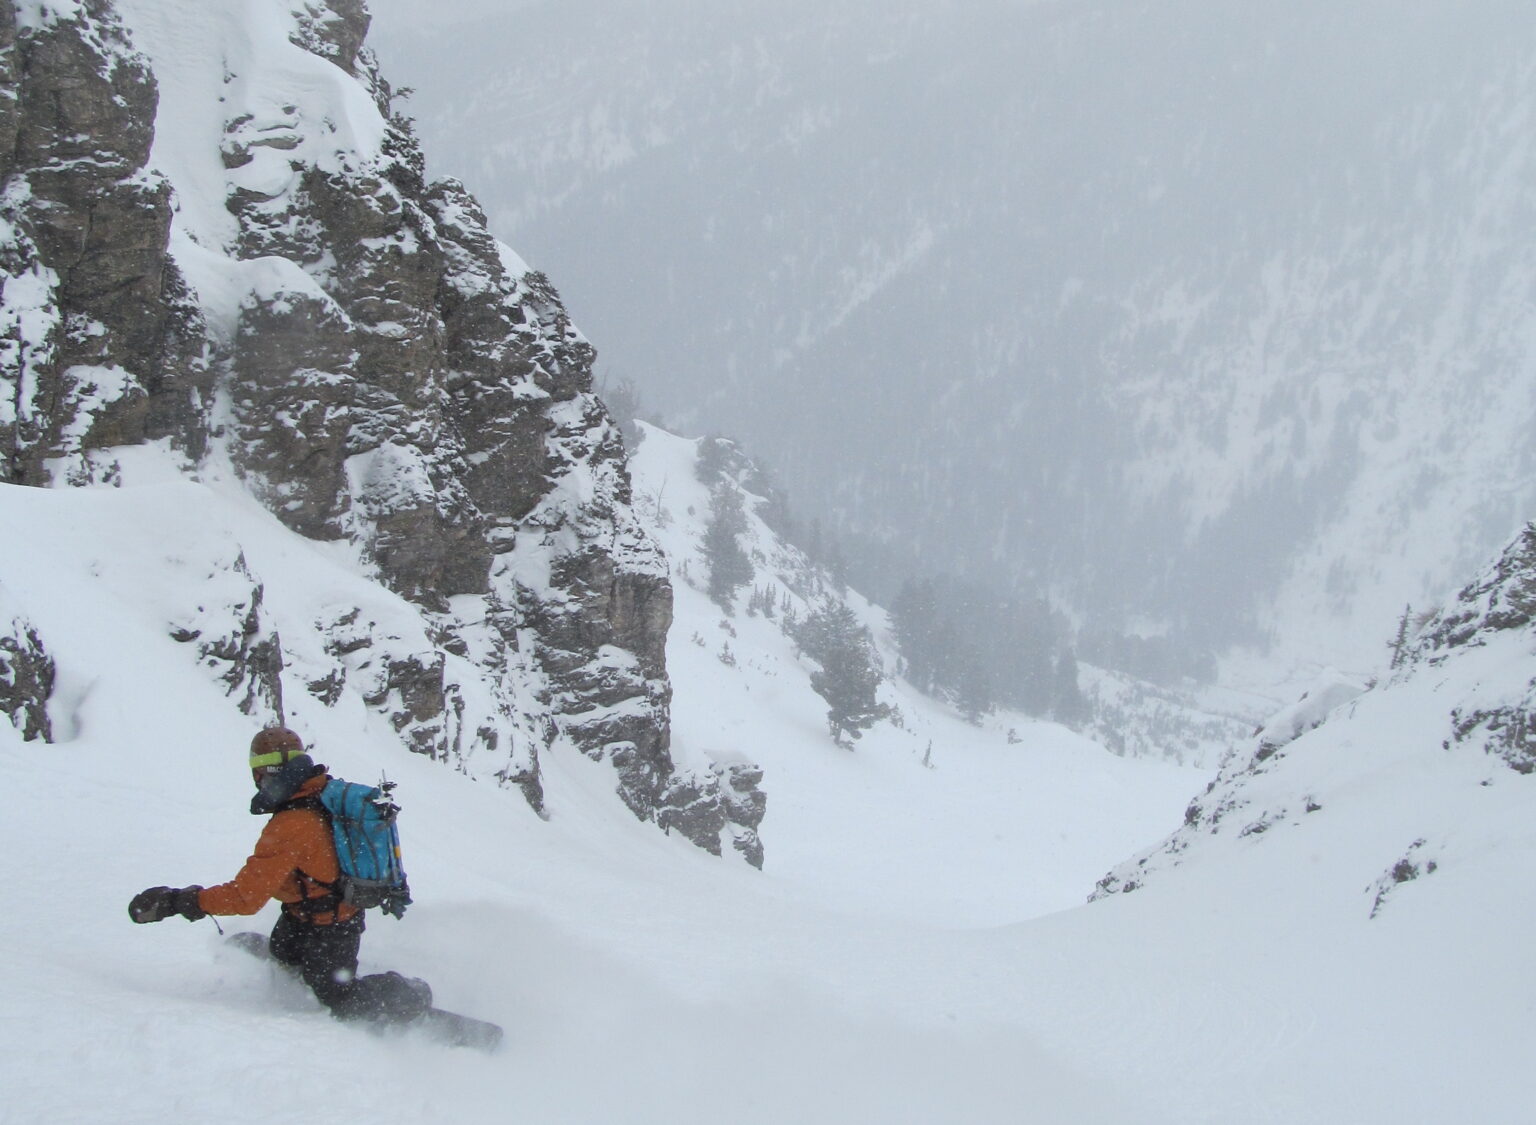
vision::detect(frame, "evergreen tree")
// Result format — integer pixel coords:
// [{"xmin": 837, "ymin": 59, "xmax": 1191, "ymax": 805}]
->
[
  {"xmin": 826, "ymin": 539, "xmax": 849, "ymax": 594},
  {"xmin": 1017, "ymin": 601, "xmax": 1061, "ymax": 713},
  {"xmin": 695, "ymin": 434, "xmax": 736, "ymax": 487},
  {"xmin": 891, "ymin": 578, "xmax": 943, "ymax": 692},
  {"xmin": 795, "ymin": 601, "xmax": 890, "ymax": 747},
  {"xmin": 703, "ymin": 483, "xmax": 753, "ymax": 612},
  {"xmin": 1389, "ymin": 604, "xmax": 1413, "ymax": 669},
  {"xmin": 954, "ymin": 647, "xmax": 994, "ymax": 725},
  {"xmin": 1049, "ymin": 647, "xmax": 1089, "ymax": 725},
  {"xmin": 595, "ymin": 373, "xmax": 644, "ymax": 450},
  {"xmin": 890, "ymin": 573, "xmax": 1075, "ymax": 719}
]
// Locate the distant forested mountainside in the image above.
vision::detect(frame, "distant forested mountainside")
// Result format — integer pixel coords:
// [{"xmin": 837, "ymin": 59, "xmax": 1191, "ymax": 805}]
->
[{"xmin": 369, "ymin": 0, "xmax": 1536, "ymax": 680}]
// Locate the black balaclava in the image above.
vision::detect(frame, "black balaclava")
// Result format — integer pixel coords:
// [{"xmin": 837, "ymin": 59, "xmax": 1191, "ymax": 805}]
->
[{"xmin": 250, "ymin": 754, "xmax": 320, "ymax": 815}]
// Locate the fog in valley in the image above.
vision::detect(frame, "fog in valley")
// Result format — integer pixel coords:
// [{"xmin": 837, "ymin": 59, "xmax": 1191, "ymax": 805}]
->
[{"xmin": 366, "ymin": 0, "xmax": 1536, "ymax": 694}]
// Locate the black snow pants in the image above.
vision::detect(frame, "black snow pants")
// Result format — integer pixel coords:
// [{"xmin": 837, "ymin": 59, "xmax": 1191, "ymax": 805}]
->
[{"xmin": 268, "ymin": 911, "xmax": 431, "ymax": 1024}]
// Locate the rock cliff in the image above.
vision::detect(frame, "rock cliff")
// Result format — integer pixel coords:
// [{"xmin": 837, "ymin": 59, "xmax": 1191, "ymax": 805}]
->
[{"xmin": 0, "ymin": 0, "xmax": 762, "ymax": 858}]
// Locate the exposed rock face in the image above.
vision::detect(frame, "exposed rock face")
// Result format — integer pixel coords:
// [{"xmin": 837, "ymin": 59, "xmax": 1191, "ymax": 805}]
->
[
  {"xmin": 1413, "ymin": 523, "xmax": 1536, "ymax": 774},
  {"xmin": 288, "ymin": 0, "xmax": 369, "ymax": 71},
  {"xmin": 1, "ymin": 0, "xmax": 210, "ymax": 486},
  {"xmin": 721, "ymin": 762, "xmax": 767, "ymax": 868},
  {"xmin": 0, "ymin": 0, "xmax": 764, "ymax": 859},
  {"xmin": 1409, "ymin": 524, "xmax": 1536, "ymax": 663},
  {"xmin": 643, "ymin": 760, "xmax": 765, "ymax": 869},
  {"xmin": 0, "ymin": 597, "xmax": 53, "ymax": 742},
  {"xmin": 166, "ymin": 549, "xmax": 284, "ymax": 726}
]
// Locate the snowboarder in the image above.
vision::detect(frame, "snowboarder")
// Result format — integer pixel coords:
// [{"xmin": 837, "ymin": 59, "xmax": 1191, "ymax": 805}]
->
[{"xmin": 128, "ymin": 727, "xmax": 433, "ymax": 1026}]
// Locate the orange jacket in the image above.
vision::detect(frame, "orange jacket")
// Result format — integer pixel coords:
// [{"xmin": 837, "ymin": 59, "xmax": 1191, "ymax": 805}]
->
[{"xmin": 197, "ymin": 773, "xmax": 359, "ymax": 925}]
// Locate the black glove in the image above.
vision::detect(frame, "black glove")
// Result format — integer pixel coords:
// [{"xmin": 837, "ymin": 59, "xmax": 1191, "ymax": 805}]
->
[{"xmin": 129, "ymin": 885, "xmax": 206, "ymax": 924}]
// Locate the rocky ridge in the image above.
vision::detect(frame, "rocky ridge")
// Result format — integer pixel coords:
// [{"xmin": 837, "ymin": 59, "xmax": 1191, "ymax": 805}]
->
[
  {"xmin": 0, "ymin": 0, "xmax": 763, "ymax": 858},
  {"xmin": 1416, "ymin": 524, "xmax": 1536, "ymax": 776},
  {"xmin": 1092, "ymin": 521, "xmax": 1536, "ymax": 905}
]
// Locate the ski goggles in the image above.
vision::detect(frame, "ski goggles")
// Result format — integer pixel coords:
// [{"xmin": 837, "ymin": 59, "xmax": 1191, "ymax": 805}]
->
[{"xmin": 249, "ymin": 748, "xmax": 303, "ymax": 770}]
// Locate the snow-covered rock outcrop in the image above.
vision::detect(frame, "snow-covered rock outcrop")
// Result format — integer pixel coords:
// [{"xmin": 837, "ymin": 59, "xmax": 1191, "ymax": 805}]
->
[
  {"xmin": 1414, "ymin": 523, "xmax": 1536, "ymax": 775},
  {"xmin": 2, "ymin": 0, "xmax": 209, "ymax": 482},
  {"xmin": 0, "ymin": 584, "xmax": 52, "ymax": 742},
  {"xmin": 0, "ymin": 0, "xmax": 757, "ymax": 850},
  {"xmin": 1093, "ymin": 522, "xmax": 1536, "ymax": 908}
]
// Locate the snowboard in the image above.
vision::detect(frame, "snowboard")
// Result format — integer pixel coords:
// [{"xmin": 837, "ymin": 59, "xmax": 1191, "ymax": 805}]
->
[{"xmin": 225, "ymin": 931, "xmax": 504, "ymax": 1053}]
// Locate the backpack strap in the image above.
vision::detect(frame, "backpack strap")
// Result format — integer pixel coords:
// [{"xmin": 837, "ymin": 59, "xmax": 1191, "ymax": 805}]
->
[{"xmin": 276, "ymin": 796, "xmax": 344, "ymax": 921}]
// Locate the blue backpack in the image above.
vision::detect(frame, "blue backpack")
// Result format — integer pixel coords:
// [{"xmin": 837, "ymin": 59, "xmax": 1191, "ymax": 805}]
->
[{"xmin": 315, "ymin": 776, "xmax": 412, "ymax": 919}]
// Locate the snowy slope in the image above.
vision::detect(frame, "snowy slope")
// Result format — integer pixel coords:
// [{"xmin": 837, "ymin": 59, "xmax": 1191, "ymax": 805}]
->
[
  {"xmin": 6, "ymin": 1, "xmax": 1536, "ymax": 1119},
  {"xmin": 7, "ymin": 438, "xmax": 1536, "ymax": 1123},
  {"xmin": 1099, "ymin": 528, "xmax": 1536, "ymax": 920},
  {"xmin": 628, "ymin": 421, "xmax": 1203, "ymax": 923},
  {"xmin": 0, "ymin": 439, "xmax": 1201, "ymax": 1122}
]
